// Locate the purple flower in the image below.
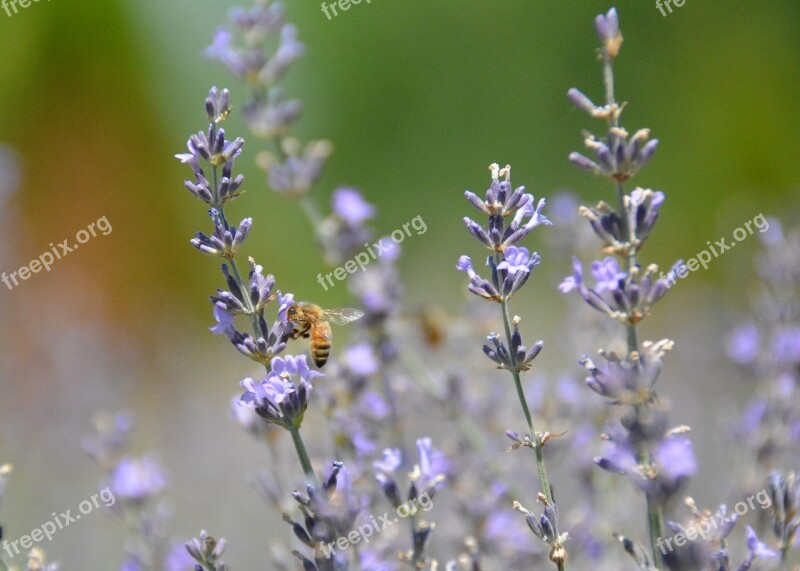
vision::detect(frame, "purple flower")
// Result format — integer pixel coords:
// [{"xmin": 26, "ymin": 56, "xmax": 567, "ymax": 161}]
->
[
  {"xmin": 590, "ymin": 257, "xmax": 626, "ymax": 293},
  {"xmin": 271, "ymin": 354, "xmax": 323, "ymax": 383},
  {"xmin": 559, "ymin": 257, "xmax": 584, "ymax": 294},
  {"xmin": 561, "ymin": 256, "xmax": 671, "ymax": 323},
  {"xmin": 121, "ymin": 558, "xmax": 144, "ymax": 571},
  {"xmin": 351, "ymin": 430, "xmax": 377, "ymax": 458},
  {"xmin": 259, "ymin": 24, "xmax": 305, "ymax": 86},
  {"xmin": 497, "ymin": 246, "xmax": 537, "ymax": 276},
  {"xmin": 277, "ymin": 290, "xmax": 295, "ymax": 323},
  {"xmin": 416, "ymin": 437, "xmax": 449, "ymax": 491},
  {"xmin": 581, "ymin": 342, "xmax": 670, "ymax": 403},
  {"xmin": 343, "ymin": 343, "xmax": 379, "ymax": 376},
  {"xmin": 266, "ymin": 140, "xmax": 333, "ymax": 196},
  {"xmin": 360, "ymin": 549, "xmax": 400, "ymax": 571},
  {"xmin": 654, "ymin": 438, "xmax": 697, "ymax": 483},
  {"xmin": 745, "ymin": 525, "xmax": 777, "ymax": 559},
  {"xmin": 740, "ymin": 399, "xmax": 768, "ymax": 434},
  {"xmin": 332, "ymin": 187, "xmax": 376, "ymax": 227},
  {"xmin": 373, "ymin": 448, "xmax": 402, "ymax": 474},
  {"xmin": 594, "ymin": 7, "xmax": 620, "ymax": 44},
  {"xmin": 773, "ymin": 326, "xmax": 800, "ymax": 365},
  {"xmin": 209, "ymin": 305, "xmax": 236, "ymax": 337},
  {"xmin": 457, "ymin": 255, "xmax": 500, "ymax": 301},
  {"xmin": 462, "ymin": 164, "xmax": 550, "ymax": 252},
  {"xmin": 164, "ymin": 542, "xmax": 196, "ymax": 571},
  {"xmin": 359, "ymin": 391, "xmax": 389, "ymax": 420},
  {"xmin": 484, "ymin": 509, "xmax": 539, "ymax": 555},
  {"xmin": 204, "ymin": 29, "xmax": 248, "ymax": 78},
  {"xmin": 726, "ymin": 323, "xmax": 760, "ymax": 365},
  {"xmin": 247, "ymin": 260, "xmax": 276, "ymax": 311},
  {"xmin": 264, "ymin": 377, "xmax": 295, "ymax": 404},
  {"xmin": 239, "ymin": 355, "xmax": 319, "ymax": 428},
  {"xmin": 110, "ymin": 457, "xmax": 166, "ymax": 502},
  {"xmin": 595, "ymin": 442, "xmax": 638, "ymax": 475}
]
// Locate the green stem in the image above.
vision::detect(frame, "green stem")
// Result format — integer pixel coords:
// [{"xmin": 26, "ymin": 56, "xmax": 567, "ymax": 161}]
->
[
  {"xmin": 603, "ymin": 58, "xmax": 617, "ymax": 128},
  {"xmin": 288, "ymin": 424, "xmax": 318, "ymax": 486},
  {"xmin": 499, "ymin": 297, "xmax": 553, "ymax": 506},
  {"xmin": 492, "ymin": 250, "xmax": 554, "ymax": 502},
  {"xmin": 299, "ymin": 195, "xmax": 325, "ymax": 229}
]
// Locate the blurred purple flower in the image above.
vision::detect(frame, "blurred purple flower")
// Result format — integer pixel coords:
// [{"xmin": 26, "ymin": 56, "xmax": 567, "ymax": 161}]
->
[
  {"xmin": 360, "ymin": 549, "xmax": 400, "ymax": 571},
  {"xmin": 373, "ymin": 448, "xmax": 402, "ymax": 474},
  {"xmin": 773, "ymin": 326, "xmax": 800, "ymax": 365},
  {"xmin": 164, "ymin": 542, "xmax": 196, "ymax": 571},
  {"xmin": 654, "ymin": 438, "xmax": 697, "ymax": 483},
  {"xmin": 343, "ymin": 343, "xmax": 379, "ymax": 376},
  {"xmin": 726, "ymin": 323, "xmax": 760, "ymax": 365},
  {"xmin": 359, "ymin": 391, "xmax": 389, "ymax": 420},
  {"xmin": 333, "ymin": 187, "xmax": 376, "ymax": 227},
  {"xmin": 110, "ymin": 457, "xmax": 166, "ymax": 502},
  {"xmin": 416, "ymin": 437, "xmax": 450, "ymax": 490},
  {"xmin": 745, "ymin": 525, "xmax": 777, "ymax": 559}
]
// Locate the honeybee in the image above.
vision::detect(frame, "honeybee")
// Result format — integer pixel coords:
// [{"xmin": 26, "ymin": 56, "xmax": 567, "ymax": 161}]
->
[{"xmin": 286, "ymin": 303, "xmax": 365, "ymax": 367}]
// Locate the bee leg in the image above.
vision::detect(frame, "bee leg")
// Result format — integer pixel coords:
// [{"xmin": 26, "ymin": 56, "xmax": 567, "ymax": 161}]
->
[{"xmin": 289, "ymin": 323, "xmax": 311, "ymax": 340}]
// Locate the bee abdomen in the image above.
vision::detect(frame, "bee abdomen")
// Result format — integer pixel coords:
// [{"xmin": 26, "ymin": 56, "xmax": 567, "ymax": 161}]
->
[{"xmin": 312, "ymin": 342, "xmax": 330, "ymax": 367}]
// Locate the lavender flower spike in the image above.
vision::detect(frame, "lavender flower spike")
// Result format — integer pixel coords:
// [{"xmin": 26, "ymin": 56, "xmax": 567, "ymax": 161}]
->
[
  {"xmin": 564, "ymin": 9, "xmax": 694, "ymax": 569},
  {"xmin": 176, "ymin": 86, "xmax": 318, "ymax": 485},
  {"xmin": 457, "ymin": 164, "xmax": 564, "ymax": 569}
]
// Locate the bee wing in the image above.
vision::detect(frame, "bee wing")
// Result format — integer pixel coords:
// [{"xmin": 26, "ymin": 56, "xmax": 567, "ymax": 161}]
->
[
  {"xmin": 322, "ymin": 308, "xmax": 365, "ymax": 325},
  {"xmin": 317, "ymin": 321, "xmax": 332, "ymax": 341}
]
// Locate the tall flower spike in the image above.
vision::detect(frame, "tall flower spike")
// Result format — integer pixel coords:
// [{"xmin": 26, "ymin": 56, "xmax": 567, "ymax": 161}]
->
[
  {"xmin": 457, "ymin": 164, "xmax": 564, "ymax": 569},
  {"xmin": 176, "ymin": 85, "xmax": 319, "ymax": 488},
  {"xmin": 562, "ymin": 9, "xmax": 695, "ymax": 570}
]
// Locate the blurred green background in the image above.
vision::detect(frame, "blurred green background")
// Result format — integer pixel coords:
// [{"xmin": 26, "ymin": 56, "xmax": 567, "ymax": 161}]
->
[
  {"xmin": 0, "ymin": 0, "xmax": 799, "ymax": 568},
  {"xmin": 2, "ymin": 0, "xmax": 798, "ymax": 317}
]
